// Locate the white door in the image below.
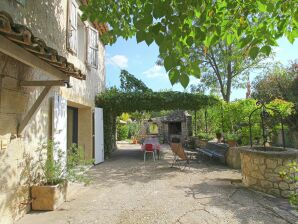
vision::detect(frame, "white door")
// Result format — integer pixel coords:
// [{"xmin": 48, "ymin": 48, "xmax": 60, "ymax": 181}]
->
[
  {"xmin": 94, "ymin": 107, "xmax": 104, "ymax": 164},
  {"xmin": 52, "ymin": 94, "xmax": 67, "ymax": 169}
]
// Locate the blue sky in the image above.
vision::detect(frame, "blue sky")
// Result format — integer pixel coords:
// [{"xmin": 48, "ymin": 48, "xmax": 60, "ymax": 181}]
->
[{"xmin": 105, "ymin": 37, "xmax": 297, "ymax": 101}]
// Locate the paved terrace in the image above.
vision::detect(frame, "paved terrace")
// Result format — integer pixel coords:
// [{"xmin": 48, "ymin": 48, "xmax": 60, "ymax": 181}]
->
[{"xmin": 18, "ymin": 143, "xmax": 298, "ymax": 224}]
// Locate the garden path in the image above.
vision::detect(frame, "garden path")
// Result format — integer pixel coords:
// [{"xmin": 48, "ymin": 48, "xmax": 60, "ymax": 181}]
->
[{"xmin": 17, "ymin": 143, "xmax": 297, "ymax": 224}]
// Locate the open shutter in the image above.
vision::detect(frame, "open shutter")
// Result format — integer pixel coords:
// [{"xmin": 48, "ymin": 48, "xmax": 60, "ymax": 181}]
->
[
  {"xmin": 94, "ymin": 107, "xmax": 104, "ymax": 164},
  {"xmin": 52, "ymin": 95, "xmax": 67, "ymax": 169},
  {"xmin": 68, "ymin": 1, "xmax": 78, "ymax": 53},
  {"xmin": 87, "ymin": 26, "xmax": 98, "ymax": 67}
]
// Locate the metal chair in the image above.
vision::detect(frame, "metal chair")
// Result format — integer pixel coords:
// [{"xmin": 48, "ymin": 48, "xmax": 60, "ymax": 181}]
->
[
  {"xmin": 170, "ymin": 143, "xmax": 197, "ymax": 169},
  {"xmin": 144, "ymin": 143, "xmax": 155, "ymax": 162}
]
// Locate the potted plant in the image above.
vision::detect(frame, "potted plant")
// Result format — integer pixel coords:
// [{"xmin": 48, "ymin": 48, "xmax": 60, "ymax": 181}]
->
[
  {"xmin": 31, "ymin": 141, "xmax": 92, "ymax": 211},
  {"xmin": 215, "ymin": 129, "xmax": 223, "ymax": 143},
  {"xmin": 225, "ymin": 133, "xmax": 239, "ymax": 147},
  {"xmin": 197, "ymin": 132, "xmax": 213, "ymax": 148}
]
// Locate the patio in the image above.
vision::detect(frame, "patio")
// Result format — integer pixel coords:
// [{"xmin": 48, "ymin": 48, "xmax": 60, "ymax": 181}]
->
[{"xmin": 17, "ymin": 143, "xmax": 297, "ymax": 224}]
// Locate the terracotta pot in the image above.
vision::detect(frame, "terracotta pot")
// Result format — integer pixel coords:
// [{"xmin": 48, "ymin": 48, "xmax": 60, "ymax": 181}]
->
[
  {"xmin": 31, "ymin": 182, "xmax": 67, "ymax": 211},
  {"xmin": 227, "ymin": 140, "xmax": 237, "ymax": 147},
  {"xmin": 198, "ymin": 139, "xmax": 208, "ymax": 148}
]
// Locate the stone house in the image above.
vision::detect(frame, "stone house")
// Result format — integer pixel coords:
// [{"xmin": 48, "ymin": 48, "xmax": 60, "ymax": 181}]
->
[
  {"xmin": 0, "ymin": 0, "xmax": 106, "ymax": 223},
  {"xmin": 153, "ymin": 110, "xmax": 192, "ymax": 144}
]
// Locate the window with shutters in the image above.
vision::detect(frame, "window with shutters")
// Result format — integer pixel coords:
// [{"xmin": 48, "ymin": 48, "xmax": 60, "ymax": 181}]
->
[
  {"xmin": 87, "ymin": 26, "xmax": 98, "ymax": 68},
  {"xmin": 68, "ymin": 0, "xmax": 78, "ymax": 54}
]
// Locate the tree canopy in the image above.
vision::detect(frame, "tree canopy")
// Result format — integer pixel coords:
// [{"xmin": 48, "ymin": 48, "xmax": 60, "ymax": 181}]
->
[{"xmin": 82, "ymin": 0, "xmax": 298, "ymax": 87}]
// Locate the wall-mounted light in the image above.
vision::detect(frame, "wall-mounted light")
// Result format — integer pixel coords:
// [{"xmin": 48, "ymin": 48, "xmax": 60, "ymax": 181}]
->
[{"xmin": 64, "ymin": 81, "xmax": 72, "ymax": 88}]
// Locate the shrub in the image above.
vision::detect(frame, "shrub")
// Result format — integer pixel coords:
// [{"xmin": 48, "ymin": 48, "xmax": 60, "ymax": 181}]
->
[
  {"xmin": 280, "ymin": 162, "xmax": 298, "ymax": 211},
  {"xmin": 117, "ymin": 125, "xmax": 129, "ymax": 140}
]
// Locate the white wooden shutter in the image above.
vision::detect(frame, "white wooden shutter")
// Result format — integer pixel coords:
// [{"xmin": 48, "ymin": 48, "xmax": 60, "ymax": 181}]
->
[
  {"xmin": 87, "ymin": 26, "xmax": 98, "ymax": 67},
  {"xmin": 68, "ymin": 1, "xmax": 78, "ymax": 53},
  {"xmin": 94, "ymin": 108, "xmax": 104, "ymax": 164},
  {"xmin": 52, "ymin": 95, "xmax": 67, "ymax": 169}
]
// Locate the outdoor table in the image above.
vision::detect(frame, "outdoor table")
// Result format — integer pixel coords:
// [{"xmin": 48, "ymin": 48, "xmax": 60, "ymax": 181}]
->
[{"xmin": 141, "ymin": 137, "xmax": 161, "ymax": 159}]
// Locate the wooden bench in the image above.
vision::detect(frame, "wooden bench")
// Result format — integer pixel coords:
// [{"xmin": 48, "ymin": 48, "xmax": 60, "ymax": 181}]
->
[{"xmin": 197, "ymin": 142, "xmax": 229, "ymax": 164}]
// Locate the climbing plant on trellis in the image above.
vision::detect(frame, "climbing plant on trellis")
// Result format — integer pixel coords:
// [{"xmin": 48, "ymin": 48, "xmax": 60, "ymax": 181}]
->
[{"xmin": 95, "ymin": 70, "xmax": 218, "ymax": 157}]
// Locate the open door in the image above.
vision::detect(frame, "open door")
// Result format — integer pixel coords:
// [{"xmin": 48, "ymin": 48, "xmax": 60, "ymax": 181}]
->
[
  {"xmin": 94, "ymin": 107, "xmax": 104, "ymax": 164},
  {"xmin": 52, "ymin": 94, "xmax": 67, "ymax": 168}
]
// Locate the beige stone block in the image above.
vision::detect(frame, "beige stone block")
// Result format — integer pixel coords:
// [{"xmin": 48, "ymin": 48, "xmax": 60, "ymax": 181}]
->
[
  {"xmin": 268, "ymin": 189, "xmax": 280, "ymax": 196},
  {"xmin": 258, "ymin": 164, "xmax": 266, "ymax": 174},
  {"xmin": 280, "ymin": 190, "xmax": 292, "ymax": 198},
  {"xmin": 264, "ymin": 173, "xmax": 281, "ymax": 182},
  {"xmin": 2, "ymin": 76, "xmax": 19, "ymax": 89},
  {"xmin": 244, "ymin": 176, "xmax": 258, "ymax": 186},
  {"xmin": 251, "ymin": 171, "xmax": 264, "ymax": 179},
  {"xmin": 0, "ymin": 114, "xmax": 17, "ymax": 135},
  {"xmin": 277, "ymin": 159, "xmax": 283, "ymax": 165},
  {"xmin": 1, "ymin": 89, "xmax": 28, "ymax": 113},
  {"xmin": 266, "ymin": 159, "xmax": 277, "ymax": 169},
  {"xmin": 278, "ymin": 182, "xmax": 289, "ymax": 191},
  {"xmin": 273, "ymin": 183, "xmax": 279, "ymax": 189},
  {"xmin": 254, "ymin": 157, "xmax": 264, "ymax": 165},
  {"xmin": 260, "ymin": 180, "xmax": 273, "ymax": 189}
]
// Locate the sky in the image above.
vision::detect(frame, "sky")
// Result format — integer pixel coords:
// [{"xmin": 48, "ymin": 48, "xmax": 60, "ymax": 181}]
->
[{"xmin": 105, "ymin": 37, "xmax": 298, "ymax": 101}]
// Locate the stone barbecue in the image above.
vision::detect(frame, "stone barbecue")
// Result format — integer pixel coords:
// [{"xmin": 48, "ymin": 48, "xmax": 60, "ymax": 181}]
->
[{"xmin": 153, "ymin": 110, "xmax": 192, "ymax": 144}]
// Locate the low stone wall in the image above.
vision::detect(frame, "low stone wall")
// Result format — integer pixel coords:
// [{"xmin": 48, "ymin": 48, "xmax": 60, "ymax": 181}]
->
[
  {"xmin": 226, "ymin": 147, "xmax": 241, "ymax": 169},
  {"xmin": 240, "ymin": 146, "xmax": 298, "ymax": 198}
]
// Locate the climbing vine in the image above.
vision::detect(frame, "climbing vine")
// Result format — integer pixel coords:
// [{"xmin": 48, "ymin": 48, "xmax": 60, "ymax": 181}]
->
[{"xmin": 96, "ymin": 71, "xmax": 218, "ymax": 156}]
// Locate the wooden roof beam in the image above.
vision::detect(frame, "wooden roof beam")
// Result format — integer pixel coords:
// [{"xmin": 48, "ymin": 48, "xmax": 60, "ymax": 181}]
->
[
  {"xmin": 20, "ymin": 80, "xmax": 69, "ymax": 87},
  {"xmin": 0, "ymin": 35, "xmax": 68, "ymax": 81}
]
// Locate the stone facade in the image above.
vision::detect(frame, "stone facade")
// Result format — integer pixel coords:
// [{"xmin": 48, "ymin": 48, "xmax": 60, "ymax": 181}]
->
[
  {"xmin": 0, "ymin": 1, "xmax": 105, "ymax": 223},
  {"xmin": 240, "ymin": 147, "xmax": 298, "ymax": 198},
  {"xmin": 154, "ymin": 110, "xmax": 192, "ymax": 144}
]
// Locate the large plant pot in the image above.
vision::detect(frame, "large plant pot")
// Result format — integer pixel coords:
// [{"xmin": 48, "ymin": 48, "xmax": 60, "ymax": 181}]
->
[
  {"xmin": 227, "ymin": 140, "xmax": 237, "ymax": 147},
  {"xmin": 198, "ymin": 139, "xmax": 208, "ymax": 148},
  {"xmin": 31, "ymin": 182, "xmax": 67, "ymax": 211}
]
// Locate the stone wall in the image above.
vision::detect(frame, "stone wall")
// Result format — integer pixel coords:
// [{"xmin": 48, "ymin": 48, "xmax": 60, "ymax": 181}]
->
[
  {"xmin": 240, "ymin": 147, "xmax": 298, "ymax": 198},
  {"xmin": 0, "ymin": 1, "xmax": 105, "ymax": 223}
]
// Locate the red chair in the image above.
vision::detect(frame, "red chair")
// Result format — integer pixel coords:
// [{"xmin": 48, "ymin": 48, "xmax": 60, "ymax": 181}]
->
[{"xmin": 144, "ymin": 144, "xmax": 155, "ymax": 162}]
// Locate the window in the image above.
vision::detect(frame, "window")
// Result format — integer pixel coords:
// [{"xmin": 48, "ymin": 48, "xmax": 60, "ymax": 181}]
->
[
  {"xmin": 68, "ymin": 0, "xmax": 78, "ymax": 54},
  {"xmin": 87, "ymin": 26, "xmax": 98, "ymax": 67}
]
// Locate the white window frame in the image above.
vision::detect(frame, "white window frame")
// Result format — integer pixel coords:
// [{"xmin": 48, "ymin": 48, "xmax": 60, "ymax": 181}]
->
[
  {"xmin": 86, "ymin": 26, "xmax": 99, "ymax": 68},
  {"xmin": 67, "ymin": 0, "xmax": 78, "ymax": 54}
]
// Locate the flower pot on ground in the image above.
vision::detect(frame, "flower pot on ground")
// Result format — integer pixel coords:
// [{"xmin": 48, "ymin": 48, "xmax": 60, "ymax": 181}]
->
[
  {"xmin": 31, "ymin": 182, "xmax": 67, "ymax": 211},
  {"xmin": 215, "ymin": 130, "xmax": 223, "ymax": 143},
  {"xmin": 225, "ymin": 133, "xmax": 239, "ymax": 147},
  {"xmin": 30, "ymin": 142, "xmax": 93, "ymax": 211},
  {"xmin": 197, "ymin": 133, "xmax": 214, "ymax": 148}
]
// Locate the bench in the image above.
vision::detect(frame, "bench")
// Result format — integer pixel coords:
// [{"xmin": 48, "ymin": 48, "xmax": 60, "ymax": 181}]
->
[{"xmin": 197, "ymin": 142, "xmax": 229, "ymax": 164}]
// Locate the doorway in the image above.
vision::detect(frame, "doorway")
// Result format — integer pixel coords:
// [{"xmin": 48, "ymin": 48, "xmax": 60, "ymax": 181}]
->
[{"xmin": 67, "ymin": 106, "xmax": 78, "ymax": 149}]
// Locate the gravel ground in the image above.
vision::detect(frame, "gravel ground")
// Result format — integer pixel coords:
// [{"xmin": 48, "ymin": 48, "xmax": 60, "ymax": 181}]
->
[{"xmin": 17, "ymin": 143, "xmax": 298, "ymax": 224}]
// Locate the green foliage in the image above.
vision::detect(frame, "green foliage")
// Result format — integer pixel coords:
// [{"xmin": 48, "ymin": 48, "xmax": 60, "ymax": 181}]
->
[
  {"xmin": 42, "ymin": 141, "xmax": 64, "ymax": 185},
  {"xmin": 97, "ymin": 71, "xmax": 218, "ymax": 156},
  {"xmin": 225, "ymin": 133, "xmax": 240, "ymax": 141},
  {"xmin": 36, "ymin": 141, "xmax": 93, "ymax": 185},
  {"xmin": 252, "ymin": 61, "xmax": 298, "ymax": 130},
  {"xmin": 96, "ymin": 88, "xmax": 218, "ymax": 114},
  {"xmin": 117, "ymin": 125, "xmax": 129, "ymax": 140},
  {"xmin": 197, "ymin": 132, "xmax": 214, "ymax": 141},
  {"xmin": 81, "ymin": 0, "xmax": 298, "ymax": 87},
  {"xmin": 127, "ymin": 122, "xmax": 141, "ymax": 138},
  {"xmin": 164, "ymin": 41, "xmax": 268, "ymax": 101},
  {"xmin": 120, "ymin": 70, "xmax": 151, "ymax": 92},
  {"xmin": 149, "ymin": 123, "xmax": 159, "ymax": 134},
  {"xmin": 193, "ymin": 98, "xmax": 294, "ymax": 146},
  {"xmin": 280, "ymin": 162, "xmax": 298, "ymax": 211}
]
